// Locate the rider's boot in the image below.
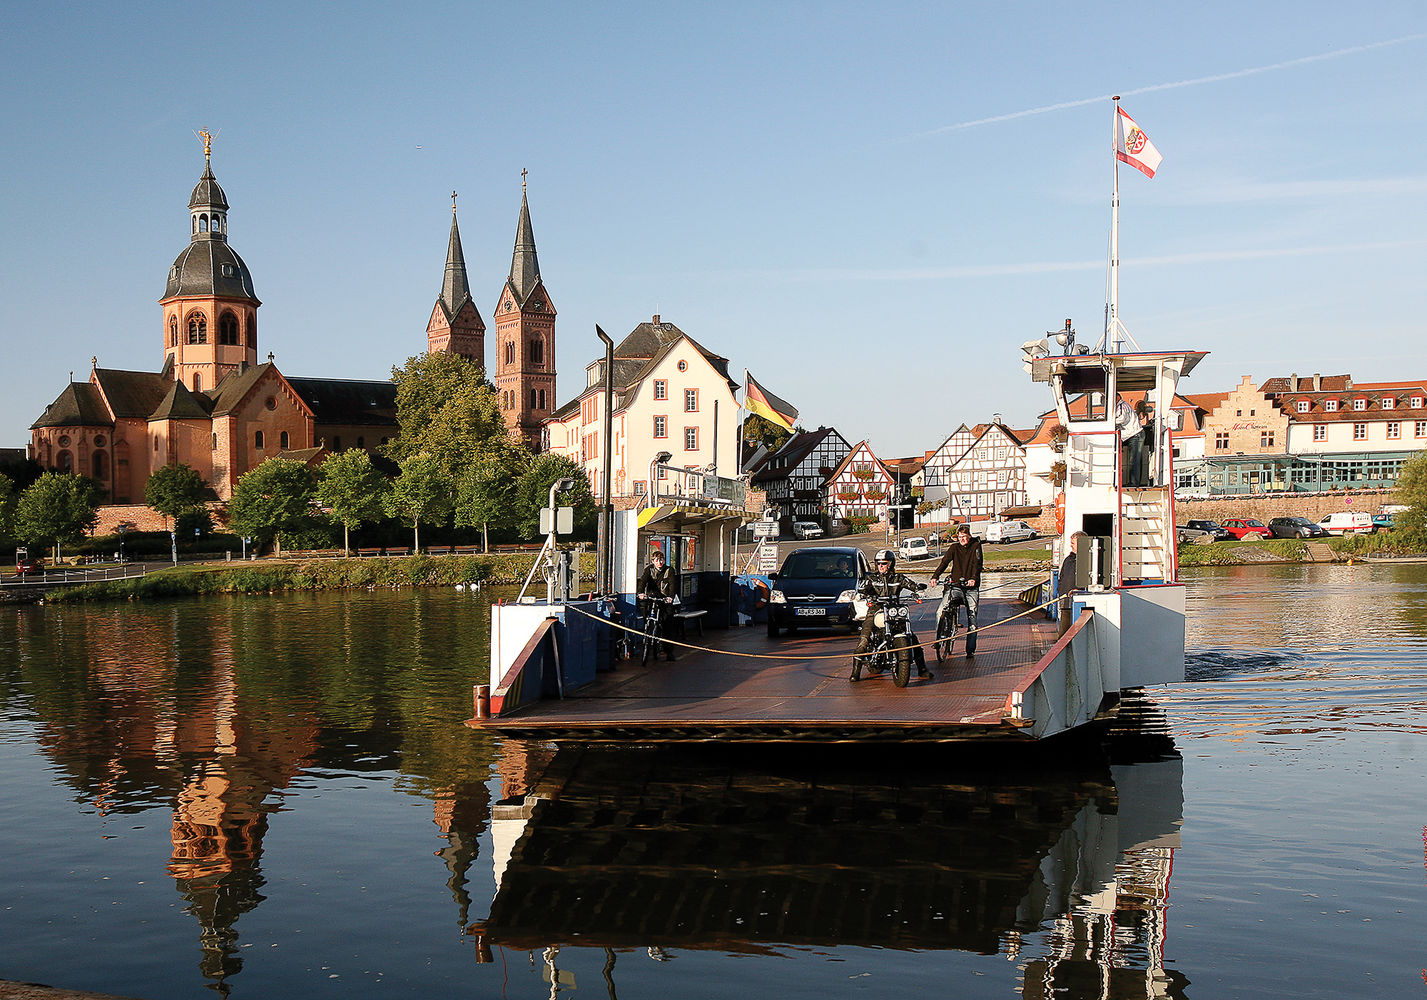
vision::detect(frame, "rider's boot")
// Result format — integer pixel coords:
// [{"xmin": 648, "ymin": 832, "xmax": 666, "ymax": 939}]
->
[
  {"xmin": 849, "ymin": 657, "xmax": 862, "ymax": 681},
  {"xmin": 965, "ymin": 624, "xmax": 977, "ymax": 657},
  {"xmin": 916, "ymin": 645, "xmax": 932, "ymax": 679}
]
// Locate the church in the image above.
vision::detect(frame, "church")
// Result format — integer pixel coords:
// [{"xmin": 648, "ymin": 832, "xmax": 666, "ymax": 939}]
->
[{"xmin": 28, "ymin": 136, "xmax": 556, "ymax": 503}]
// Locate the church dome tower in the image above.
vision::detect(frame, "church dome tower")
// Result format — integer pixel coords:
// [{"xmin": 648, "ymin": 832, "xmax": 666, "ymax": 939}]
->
[{"xmin": 160, "ymin": 131, "xmax": 260, "ymax": 394}]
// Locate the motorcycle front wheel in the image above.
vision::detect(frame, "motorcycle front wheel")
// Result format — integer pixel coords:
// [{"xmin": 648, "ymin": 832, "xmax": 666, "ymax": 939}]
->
[{"xmin": 891, "ymin": 637, "xmax": 911, "ymax": 688}]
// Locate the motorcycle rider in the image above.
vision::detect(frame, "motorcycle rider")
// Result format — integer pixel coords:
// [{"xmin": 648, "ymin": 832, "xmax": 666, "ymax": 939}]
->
[
  {"xmin": 851, "ymin": 549, "xmax": 929, "ymax": 681},
  {"xmin": 930, "ymin": 523, "xmax": 984, "ymax": 656},
  {"xmin": 637, "ymin": 547, "xmax": 680, "ymax": 661}
]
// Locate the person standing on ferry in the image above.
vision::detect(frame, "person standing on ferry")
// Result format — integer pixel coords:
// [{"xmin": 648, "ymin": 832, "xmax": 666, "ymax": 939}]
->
[{"xmin": 931, "ymin": 523, "xmax": 984, "ymax": 657}]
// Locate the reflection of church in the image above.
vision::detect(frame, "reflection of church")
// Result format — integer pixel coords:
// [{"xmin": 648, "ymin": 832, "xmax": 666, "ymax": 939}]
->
[{"xmin": 28, "ymin": 134, "xmax": 557, "ymax": 502}]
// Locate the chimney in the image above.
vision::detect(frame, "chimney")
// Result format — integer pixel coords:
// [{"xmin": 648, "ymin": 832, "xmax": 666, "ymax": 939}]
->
[
  {"xmin": 1313, "ymin": 373, "xmax": 1321, "ymax": 391},
  {"xmin": 652, "ymin": 314, "xmax": 660, "ymax": 325},
  {"xmin": 1290, "ymin": 372, "xmax": 1297, "ymax": 391}
]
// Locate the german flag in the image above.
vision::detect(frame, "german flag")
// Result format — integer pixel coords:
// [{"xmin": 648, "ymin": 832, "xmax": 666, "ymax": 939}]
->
[{"xmin": 744, "ymin": 371, "xmax": 799, "ymax": 432}]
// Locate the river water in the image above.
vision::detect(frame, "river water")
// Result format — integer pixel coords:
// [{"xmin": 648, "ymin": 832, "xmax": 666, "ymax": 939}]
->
[{"xmin": 1, "ymin": 564, "xmax": 1425, "ymax": 999}]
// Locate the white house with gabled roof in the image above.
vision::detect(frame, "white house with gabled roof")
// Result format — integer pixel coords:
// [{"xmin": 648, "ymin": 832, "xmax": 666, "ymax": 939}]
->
[{"xmin": 542, "ymin": 315, "xmax": 740, "ymax": 502}]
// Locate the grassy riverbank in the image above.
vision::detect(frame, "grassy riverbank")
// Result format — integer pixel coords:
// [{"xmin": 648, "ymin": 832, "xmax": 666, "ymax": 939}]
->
[{"xmin": 45, "ymin": 553, "xmax": 544, "ymax": 603}]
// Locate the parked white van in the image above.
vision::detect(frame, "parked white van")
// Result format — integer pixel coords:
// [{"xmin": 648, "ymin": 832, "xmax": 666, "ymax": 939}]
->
[
  {"xmin": 897, "ymin": 536, "xmax": 930, "ymax": 561},
  {"xmin": 985, "ymin": 520, "xmax": 1037, "ymax": 544},
  {"xmin": 792, "ymin": 521, "xmax": 824, "ymax": 540},
  {"xmin": 1317, "ymin": 511, "xmax": 1373, "ymax": 536}
]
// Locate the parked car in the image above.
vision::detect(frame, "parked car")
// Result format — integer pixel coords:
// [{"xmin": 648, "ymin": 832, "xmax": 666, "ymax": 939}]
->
[
  {"xmin": 1318, "ymin": 511, "xmax": 1373, "ymax": 536},
  {"xmin": 897, "ymin": 536, "xmax": 930, "ymax": 561},
  {"xmin": 1268, "ymin": 516, "xmax": 1328, "ymax": 539},
  {"xmin": 985, "ymin": 520, "xmax": 1037, "ymax": 544},
  {"xmin": 1372, "ymin": 513, "xmax": 1396, "ymax": 531},
  {"xmin": 1221, "ymin": 518, "xmax": 1271, "ymax": 540},
  {"xmin": 766, "ymin": 546, "xmax": 870, "ymax": 638},
  {"xmin": 1182, "ymin": 519, "xmax": 1232, "ymax": 541},
  {"xmin": 791, "ymin": 521, "xmax": 824, "ymax": 540},
  {"xmin": 15, "ymin": 550, "xmax": 43, "ymax": 575},
  {"xmin": 1176, "ymin": 524, "xmax": 1213, "ymax": 543}
]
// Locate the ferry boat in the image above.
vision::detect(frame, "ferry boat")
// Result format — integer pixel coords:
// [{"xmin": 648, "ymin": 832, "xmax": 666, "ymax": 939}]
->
[{"xmin": 469, "ymin": 342, "xmax": 1206, "ymax": 745}]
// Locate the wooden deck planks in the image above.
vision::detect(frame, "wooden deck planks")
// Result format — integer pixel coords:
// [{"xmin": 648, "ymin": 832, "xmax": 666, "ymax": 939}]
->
[{"xmin": 485, "ymin": 591, "xmax": 1059, "ymax": 739}]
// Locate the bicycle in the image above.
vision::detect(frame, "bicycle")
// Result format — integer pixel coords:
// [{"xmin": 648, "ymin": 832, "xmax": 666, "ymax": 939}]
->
[
  {"xmin": 638, "ymin": 595, "xmax": 676, "ymax": 665},
  {"xmin": 934, "ymin": 580, "xmax": 973, "ymax": 665}
]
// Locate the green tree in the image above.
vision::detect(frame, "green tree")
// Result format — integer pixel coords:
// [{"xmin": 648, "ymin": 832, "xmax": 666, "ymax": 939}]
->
[
  {"xmin": 316, "ymin": 449, "xmax": 390, "ymax": 554},
  {"xmin": 1391, "ymin": 451, "xmax": 1427, "ymax": 547},
  {"xmin": 385, "ymin": 352, "xmax": 516, "ymax": 482},
  {"xmin": 144, "ymin": 463, "xmax": 209, "ymax": 529},
  {"xmin": 227, "ymin": 458, "xmax": 317, "ymax": 554},
  {"xmin": 454, "ymin": 442, "xmax": 528, "ymax": 551},
  {"xmin": 386, "ymin": 454, "xmax": 453, "ymax": 551},
  {"xmin": 0, "ymin": 472, "xmax": 16, "ymax": 544},
  {"xmin": 741, "ymin": 412, "xmax": 793, "ymax": 454},
  {"xmin": 513, "ymin": 452, "xmax": 596, "ymax": 539},
  {"xmin": 13, "ymin": 472, "xmax": 101, "ymax": 561}
]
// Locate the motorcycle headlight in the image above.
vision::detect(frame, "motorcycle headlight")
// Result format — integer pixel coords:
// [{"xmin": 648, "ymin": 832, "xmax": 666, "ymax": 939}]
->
[
  {"xmin": 873, "ymin": 610, "xmax": 886, "ymax": 628},
  {"xmin": 836, "ymin": 590, "xmax": 856, "ymax": 603},
  {"xmin": 890, "ymin": 605, "xmax": 908, "ymax": 619},
  {"xmin": 769, "ymin": 589, "xmax": 786, "ymax": 604}
]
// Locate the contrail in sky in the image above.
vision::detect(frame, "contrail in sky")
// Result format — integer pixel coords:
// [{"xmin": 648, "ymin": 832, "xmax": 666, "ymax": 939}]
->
[{"xmin": 913, "ymin": 33, "xmax": 1427, "ymax": 137}]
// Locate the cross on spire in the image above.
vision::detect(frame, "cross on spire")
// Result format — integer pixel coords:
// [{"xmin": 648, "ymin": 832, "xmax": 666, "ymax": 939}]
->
[
  {"xmin": 451, "ymin": 190, "xmax": 458, "ymax": 213},
  {"xmin": 521, "ymin": 168, "xmax": 528, "ymax": 193}
]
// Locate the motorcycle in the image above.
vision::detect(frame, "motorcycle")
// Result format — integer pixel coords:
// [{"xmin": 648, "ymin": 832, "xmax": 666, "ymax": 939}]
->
[{"xmin": 852, "ymin": 585, "xmax": 927, "ymax": 688}]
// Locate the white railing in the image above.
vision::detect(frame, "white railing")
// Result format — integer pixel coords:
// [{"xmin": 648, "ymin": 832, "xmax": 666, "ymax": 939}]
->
[{"xmin": 2, "ymin": 564, "xmax": 148, "ymax": 588}]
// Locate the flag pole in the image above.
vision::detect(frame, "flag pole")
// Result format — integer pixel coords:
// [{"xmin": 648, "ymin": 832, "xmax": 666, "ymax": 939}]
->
[
  {"xmin": 737, "ymin": 369, "xmax": 748, "ymax": 476},
  {"xmin": 1106, "ymin": 96, "xmax": 1122, "ymax": 353}
]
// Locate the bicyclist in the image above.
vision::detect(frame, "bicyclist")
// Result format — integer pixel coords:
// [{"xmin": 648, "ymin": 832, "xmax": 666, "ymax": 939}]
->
[
  {"xmin": 637, "ymin": 548, "xmax": 679, "ymax": 661},
  {"xmin": 930, "ymin": 523, "xmax": 984, "ymax": 657},
  {"xmin": 852, "ymin": 549, "xmax": 929, "ymax": 680}
]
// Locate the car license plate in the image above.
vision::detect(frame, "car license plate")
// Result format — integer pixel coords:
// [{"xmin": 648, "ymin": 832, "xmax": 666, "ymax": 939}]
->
[{"xmin": 794, "ymin": 607, "xmax": 826, "ymax": 616}]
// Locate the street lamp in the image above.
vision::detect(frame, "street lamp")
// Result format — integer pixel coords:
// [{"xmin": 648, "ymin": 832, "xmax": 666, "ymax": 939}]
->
[{"xmin": 649, "ymin": 451, "xmax": 673, "ymax": 506}]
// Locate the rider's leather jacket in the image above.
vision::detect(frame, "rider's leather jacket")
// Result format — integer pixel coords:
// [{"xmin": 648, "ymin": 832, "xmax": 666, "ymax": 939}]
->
[{"xmin": 857, "ymin": 569, "xmax": 923, "ymax": 609}]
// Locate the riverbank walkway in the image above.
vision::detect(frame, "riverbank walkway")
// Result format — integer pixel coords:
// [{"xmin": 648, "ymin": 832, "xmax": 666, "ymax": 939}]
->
[{"xmin": 481, "ymin": 588, "xmax": 1070, "ymax": 743}]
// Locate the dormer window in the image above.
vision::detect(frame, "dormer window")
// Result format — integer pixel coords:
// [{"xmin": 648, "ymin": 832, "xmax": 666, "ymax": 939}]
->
[
  {"xmin": 221, "ymin": 263, "xmax": 236, "ymax": 278},
  {"xmin": 1325, "ymin": 400, "xmax": 1339, "ymax": 412},
  {"xmin": 1381, "ymin": 397, "xmax": 1396, "ymax": 409},
  {"xmin": 1412, "ymin": 396, "xmax": 1424, "ymax": 409},
  {"xmin": 1296, "ymin": 400, "xmax": 1310, "ymax": 413},
  {"xmin": 1353, "ymin": 398, "xmax": 1368, "ymax": 411}
]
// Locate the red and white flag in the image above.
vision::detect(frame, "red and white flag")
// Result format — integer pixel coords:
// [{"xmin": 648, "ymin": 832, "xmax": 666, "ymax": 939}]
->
[{"xmin": 1115, "ymin": 106, "xmax": 1162, "ymax": 179}]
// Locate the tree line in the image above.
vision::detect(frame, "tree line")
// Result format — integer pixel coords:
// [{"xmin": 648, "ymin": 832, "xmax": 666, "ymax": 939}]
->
[{"xmin": 1, "ymin": 353, "xmax": 596, "ymax": 560}]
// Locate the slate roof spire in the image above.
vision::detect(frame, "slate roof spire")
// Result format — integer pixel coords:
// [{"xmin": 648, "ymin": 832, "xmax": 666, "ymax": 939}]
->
[
  {"xmin": 508, "ymin": 172, "xmax": 541, "ymax": 305},
  {"xmin": 440, "ymin": 192, "xmax": 474, "ymax": 318}
]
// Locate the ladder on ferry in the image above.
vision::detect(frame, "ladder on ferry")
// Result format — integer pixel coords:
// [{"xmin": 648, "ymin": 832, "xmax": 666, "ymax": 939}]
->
[{"xmin": 1121, "ymin": 487, "xmax": 1171, "ymax": 583}]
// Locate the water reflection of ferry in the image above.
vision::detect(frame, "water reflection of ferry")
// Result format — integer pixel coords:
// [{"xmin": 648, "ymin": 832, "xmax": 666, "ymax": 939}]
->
[{"xmin": 470, "ymin": 745, "xmax": 1187, "ymax": 998}]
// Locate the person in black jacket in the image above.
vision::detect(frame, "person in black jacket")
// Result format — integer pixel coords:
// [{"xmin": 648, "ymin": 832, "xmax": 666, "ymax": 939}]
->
[
  {"xmin": 852, "ymin": 549, "xmax": 928, "ymax": 680},
  {"xmin": 931, "ymin": 523, "xmax": 984, "ymax": 656},
  {"xmin": 636, "ymin": 548, "xmax": 679, "ymax": 661}
]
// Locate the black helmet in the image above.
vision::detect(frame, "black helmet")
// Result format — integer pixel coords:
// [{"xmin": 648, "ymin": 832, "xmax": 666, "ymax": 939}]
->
[{"xmin": 874, "ymin": 549, "xmax": 895, "ymax": 565}]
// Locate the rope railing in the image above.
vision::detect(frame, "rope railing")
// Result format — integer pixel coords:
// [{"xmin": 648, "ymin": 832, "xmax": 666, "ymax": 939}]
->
[{"xmin": 562, "ymin": 584, "xmax": 1062, "ymax": 662}]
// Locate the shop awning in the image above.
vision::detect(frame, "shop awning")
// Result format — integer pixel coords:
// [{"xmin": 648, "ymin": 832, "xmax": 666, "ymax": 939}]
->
[{"xmin": 637, "ymin": 503, "xmax": 755, "ymax": 531}]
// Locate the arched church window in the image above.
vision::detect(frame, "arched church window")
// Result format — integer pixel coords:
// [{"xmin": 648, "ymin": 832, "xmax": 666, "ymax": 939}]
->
[
  {"xmin": 248, "ymin": 313, "xmax": 257, "ymax": 349},
  {"xmin": 199, "ymin": 215, "xmax": 208, "ymax": 233},
  {"xmin": 356, "ymin": 436, "xmax": 365, "ymax": 448},
  {"xmin": 188, "ymin": 316, "xmax": 207, "ymax": 344},
  {"xmin": 530, "ymin": 339, "xmax": 543, "ymax": 365},
  {"xmin": 93, "ymin": 453, "xmax": 106, "ymax": 479},
  {"xmin": 280, "ymin": 431, "xmax": 289, "ymax": 449},
  {"xmin": 505, "ymin": 342, "xmax": 515, "ymax": 365},
  {"xmin": 193, "ymin": 373, "xmax": 202, "ymax": 392},
  {"xmin": 58, "ymin": 451, "xmax": 72, "ymax": 472},
  {"xmin": 192, "ymin": 217, "xmax": 198, "ymax": 234},
  {"xmin": 255, "ymin": 430, "xmax": 264, "ymax": 449},
  {"xmin": 220, "ymin": 312, "xmax": 239, "ymax": 346},
  {"xmin": 539, "ymin": 389, "xmax": 546, "ymax": 409},
  {"xmin": 170, "ymin": 318, "xmax": 178, "ymax": 347},
  {"xmin": 211, "ymin": 433, "xmax": 217, "ymax": 451},
  {"xmin": 530, "ymin": 389, "xmax": 537, "ymax": 410}
]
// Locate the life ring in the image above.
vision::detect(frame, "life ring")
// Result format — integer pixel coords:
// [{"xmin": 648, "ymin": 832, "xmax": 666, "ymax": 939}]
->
[{"xmin": 1054, "ymin": 492, "xmax": 1066, "ymax": 534}]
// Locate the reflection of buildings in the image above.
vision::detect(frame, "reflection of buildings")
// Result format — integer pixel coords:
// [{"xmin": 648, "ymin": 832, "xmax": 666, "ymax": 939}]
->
[{"xmin": 475, "ymin": 747, "xmax": 1186, "ymax": 997}]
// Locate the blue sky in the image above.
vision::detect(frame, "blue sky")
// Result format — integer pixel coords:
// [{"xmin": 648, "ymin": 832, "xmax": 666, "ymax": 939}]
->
[{"xmin": 4, "ymin": 2, "xmax": 1425, "ymax": 459}]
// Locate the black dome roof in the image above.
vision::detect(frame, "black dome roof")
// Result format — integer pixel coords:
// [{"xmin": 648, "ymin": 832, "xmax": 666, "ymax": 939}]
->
[
  {"xmin": 164, "ymin": 241, "xmax": 256, "ymax": 300},
  {"xmin": 189, "ymin": 162, "xmax": 228, "ymax": 210}
]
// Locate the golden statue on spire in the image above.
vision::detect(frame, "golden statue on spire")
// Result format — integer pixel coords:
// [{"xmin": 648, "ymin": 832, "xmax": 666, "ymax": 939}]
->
[{"xmin": 195, "ymin": 129, "xmax": 215, "ymax": 159}]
